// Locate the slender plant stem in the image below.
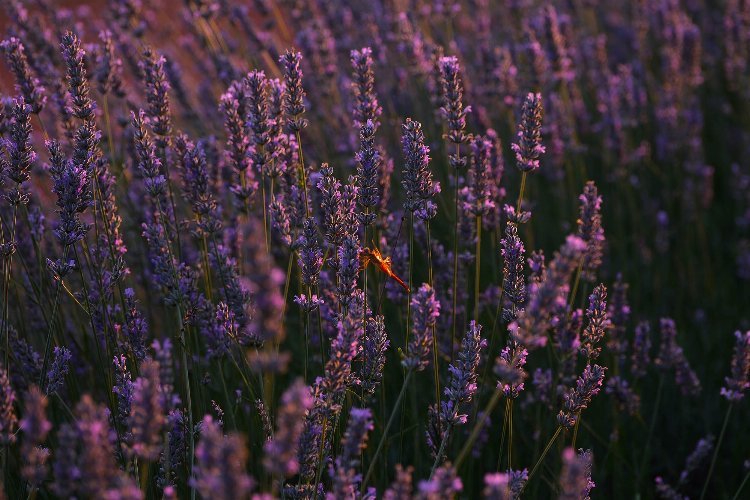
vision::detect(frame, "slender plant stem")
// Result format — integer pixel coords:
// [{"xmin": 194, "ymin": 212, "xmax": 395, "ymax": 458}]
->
[
  {"xmin": 295, "ymin": 130, "xmax": 310, "ymax": 217},
  {"xmin": 455, "ymin": 387, "xmax": 503, "ymax": 469},
  {"xmin": 638, "ymin": 375, "xmax": 664, "ymax": 490},
  {"xmin": 451, "ymin": 144, "xmax": 460, "ymax": 362},
  {"xmin": 732, "ymin": 467, "xmax": 750, "ymax": 500},
  {"xmin": 430, "ymin": 423, "xmax": 453, "ymax": 476},
  {"xmin": 474, "ymin": 215, "xmax": 482, "ymax": 321},
  {"xmin": 572, "ymin": 410, "xmax": 582, "ymax": 448},
  {"xmin": 521, "ymin": 426, "xmax": 563, "ymax": 494},
  {"xmin": 700, "ymin": 403, "xmax": 733, "ymax": 500},
  {"xmin": 361, "ymin": 369, "xmax": 414, "ymax": 493}
]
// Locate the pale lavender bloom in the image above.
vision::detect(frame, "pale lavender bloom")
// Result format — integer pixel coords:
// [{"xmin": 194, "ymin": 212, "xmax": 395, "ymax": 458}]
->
[
  {"xmin": 465, "ymin": 134, "xmax": 495, "ymax": 217},
  {"xmin": 337, "ymin": 234, "xmax": 361, "ymax": 311},
  {"xmin": 269, "ymin": 199, "xmax": 293, "ymax": 246},
  {"xmin": 193, "ymin": 415, "xmax": 254, "ymax": 499},
  {"xmin": 495, "ymin": 340, "xmax": 528, "ymax": 399},
  {"xmin": 317, "ymin": 163, "xmax": 349, "ymax": 247},
  {"xmin": 131, "ymin": 109, "xmax": 166, "ymax": 198},
  {"xmin": 483, "ymin": 472, "xmax": 510, "ymax": 499},
  {"xmin": 679, "ymin": 435, "xmax": 714, "ymax": 485},
  {"xmin": 20, "ymin": 386, "xmax": 51, "ymax": 487},
  {"xmin": 510, "ymin": 235, "xmax": 586, "ymax": 349},
  {"xmin": 511, "ymin": 93, "xmax": 545, "ymax": 173},
  {"xmin": 3, "ymin": 98, "xmax": 36, "ymax": 188},
  {"xmin": 328, "ymin": 408, "xmax": 373, "ymax": 499},
  {"xmin": 384, "ymin": 464, "xmax": 414, "ymax": 500},
  {"xmin": 350, "ymin": 47, "xmax": 382, "ymax": 130},
  {"xmin": 47, "ymin": 139, "xmax": 91, "ymax": 248},
  {"xmin": 53, "ymin": 395, "xmax": 136, "ymax": 498},
  {"xmin": 402, "ymin": 118, "xmax": 439, "ymax": 220},
  {"xmin": 360, "ymin": 315, "xmax": 389, "ymax": 398},
  {"xmin": 655, "ymin": 318, "xmax": 701, "ymax": 396},
  {"xmin": 95, "ymin": 30, "xmax": 125, "ymax": 97},
  {"xmin": 294, "ymin": 217, "xmax": 323, "ymax": 310},
  {"xmin": 129, "ymin": 359, "xmax": 164, "ymax": 461},
  {"xmin": 139, "ymin": 47, "xmax": 172, "ymax": 146},
  {"xmin": 245, "ymin": 70, "xmax": 275, "ymax": 177},
  {"xmin": 320, "ymin": 315, "xmax": 362, "ymax": 415},
  {"xmin": 356, "ymin": 120, "xmax": 382, "ymax": 225},
  {"xmin": 501, "ymin": 221, "xmax": 526, "ymax": 319},
  {"xmin": 632, "ymin": 321, "xmax": 652, "ymax": 379},
  {"xmin": 721, "ymin": 330, "xmax": 750, "ymax": 401},
  {"xmin": 122, "ymin": 288, "xmax": 148, "ymax": 361},
  {"xmin": 577, "ymin": 181, "xmax": 605, "ymax": 281},
  {"xmin": 441, "ymin": 321, "xmax": 486, "ymax": 425},
  {"xmin": 439, "ymin": 56, "xmax": 471, "ymax": 146},
  {"xmin": 558, "ymin": 364, "xmax": 607, "ymax": 429},
  {"xmin": 0, "ymin": 366, "xmax": 17, "ymax": 445},
  {"xmin": 1, "ymin": 37, "xmax": 46, "ymax": 114},
  {"xmin": 220, "ymin": 86, "xmax": 257, "ymax": 204},
  {"xmin": 264, "ymin": 378, "xmax": 313, "ymax": 478},
  {"xmin": 280, "ymin": 50, "xmax": 307, "ymax": 132},
  {"xmin": 580, "ymin": 284, "xmax": 609, "ymax": 362},
  {"xmin": 403, "ymin": 283, "xmax": 440, "ymax": 371},
  {"xmin": 607, "ymin": 274, "xmax": 630, "ymax": 362},
  {"xmin": 559, "ymin": 448, "xmax": 595, "ymax": 500},
  {"xmin": 158, "ymin": 409, "xmax": 187, "ymax": 489},
  {"xmin": 417, "ymin": 462, "xmax": 463, "ymax": 499},
  {"xmin": 61, "ymin": 31, "xmax": 95, "ymax": 123},
  {"xmin": 654, "ymin": 477, "xmax": 686, "ymax": 500},
  {"xmin": 45, "ymin": 346, "xmax": 71, "ymax": 395}
]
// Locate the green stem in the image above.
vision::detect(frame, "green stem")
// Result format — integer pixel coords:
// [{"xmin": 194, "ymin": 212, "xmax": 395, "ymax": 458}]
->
[
  {"xmin": 474, "ymin": 215, "xmax": 482, "ymax": 320},
  {"xmin": 732, "ymin": 468, "xmax": 750, "ymax": 500},
  {"xmin": 700, "ymin": 403, "xmax": 733, "ymax": 500},
  {"xmin": 638, "ymin": 376, "xmax": 664, "ymax": 490},
  {"xmin": 361, "ymin": 369, "xmax": 414, "ymax": 493},
  {"xmin": 455, "ymin": 387, "xmax": 503, "ymax": 469},
  {"xmin": 521, "ymin": 426, "xmax": 563, "ymax": 494}
]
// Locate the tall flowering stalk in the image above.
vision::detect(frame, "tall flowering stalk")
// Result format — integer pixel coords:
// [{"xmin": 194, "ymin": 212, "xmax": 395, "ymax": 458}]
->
[
  {"xmin": 577, "ymin": 181, "xmax": 605, "ymax": 283},
  {"xmin": 701, "ymin": 330, "xmax": 750, "ymax": 499},
  {"xmin": 1, "ymin": 37, "xmax": 46, "ymax": 115},
  {"xmin": 281, "ymin": 50, "xmax": 310, "ymax": 216},
  {"xmin": 328, "ymin": 408, "xmax": 373, "ymax": 498},
  {"xmin": 511, "ymin": 92, "xmax": 545, "ymax": 214},
  {"xmin": 439, "ymin": 56, "xmax": 471, "ymax": 360}
]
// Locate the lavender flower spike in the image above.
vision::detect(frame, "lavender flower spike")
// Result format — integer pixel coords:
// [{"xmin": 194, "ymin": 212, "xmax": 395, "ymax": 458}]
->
[
  {"xmin": 129, "ymin": 359, "xmax": 165, "ymax": 461},
  {"xmin": 193, "ymin": 415, "xmax": 254, "ymax": 499},
  {"xmin": 557, "ymin": 364, "xmax": 607, "ymax": 429},
  {"xmin": 442, "ymin": 321, "xmax": 486, "ymax": 426},
  {"xmin": 438, "ymin": 56, "xmax": 471, "ymax": 146},
  {"xmin": 511, "ymin": 92, "xmax": 545, "ymax": 173},
  {"xmin": 501, "ymin": 221, "xmax": 526, "ymax": 319},
  {"xmin": 580, "ymin": 284, "xmax": 609, "ymax": 362},
  {"xmin": 45, "ymin": 346, "xmax": 71, "ymax": 395},
  {"xmin": 361, "ymin": 315, "xmax": 389, "ymax": 398},
  {"xmin": 264, "ymin": 378, "xmax": 313, "ymax": 478},
  {"xmin": 356, "ymin": 119, "xmax": 382, "ymax": 225},
  {"xmin": 139, "ymin": 47, "xmax": 172, "ymax": 146},
  {"xmin": 417, "ymin": 462, "xmax": 463, "ymax": 499},
  {"xmin": 61, "ymin": 31, "xmax": 95, "ymax": 123},
  {"xmin": 559, "ymin": 448, "xmax": 595, "ymax": 500},
  {"xmin": 1, "ymin": 37, "xmax": 46, "ymax": 114},
  {"xmin": 655, "ymin": 318, "xmax": 701, "ymax": 396},
  {"xmin": 402, "ymin": 118, "xmax": 439, "ymax": 221},
  {"xmin": 721, "ymin": 330, "xmax": 750, "ymax": 401},
  {"xmin": 0, "ymin": 365, "xmax": 18, "ymax": 445},
  {"xmin": 403, "ymin": 283, "xmax": 440, "ymax": 371},
  {"xmin": 20, "ymin": 386, "xmax": 52, "ymax": 487},
  {"xmin": 577, "ymin": 181, "xmax": 605, "ymax": 281},
  {"xmin": 328, "ymin": 408, "xmax": 373, "ymax": 499},
  {"xmin": 337, "ymin": 234, "xmax": 361, "ymax": 311},
  {"xmin": 350, "ymin": 47, "xmax": 382, "ymax": 129},
  {"xmin": 280, "ymin": 50, "xmax": 307, "ymax": 132}
]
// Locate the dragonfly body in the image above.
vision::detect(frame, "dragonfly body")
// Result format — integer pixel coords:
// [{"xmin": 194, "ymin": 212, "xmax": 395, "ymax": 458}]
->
[{"xmin": 360, "ymin": 247, "xmax": 410, "ymax": 293}]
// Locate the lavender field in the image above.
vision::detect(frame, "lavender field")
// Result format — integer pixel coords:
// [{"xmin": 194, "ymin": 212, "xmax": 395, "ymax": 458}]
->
[{"xmin": 0, "ymin": 0, "xmax": 749, "ymax": 498}]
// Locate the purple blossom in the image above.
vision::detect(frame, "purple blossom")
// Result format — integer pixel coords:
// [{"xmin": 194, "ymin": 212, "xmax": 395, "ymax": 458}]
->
[
  {"xmin": 328, "ymin": 408, "xmax": 373, "ymax": 499},
  {"xmin": 0, "ymin": 365, "xmax": 17, "ymax": 445},
  {"xmin": 131, "ymin": 109, "xmax": 166, "ymax": 198},
  {"xmin": 350, "ymin": 47, "xmax": 382, "ymax": 129},
  {"xmin": 580, "ymin": 284, "xmax": 609, "ymax": 362},
  {"xmin": 403, "ymin": 283, "xmax": 440, "ymax": 371},
  {"xmin": 95, "ymin": 30, "xmax": 125, "ymax": 98},
  {"xmin": 384, "ymin": 464, "xmax": 414, "ymax": 500},
  {"xmin": 317, "ymin": 163, "xmax": 354, "ymax": 247},
  {"xmin": 402, "ymin": 118, "xmax": 439, "ymax": 220},
  {"xmin": 47, "ymin": 139, "xmax": 91, "ymax": 247},
  {"xmin": 439, "ymin": 56, "xmax": 471, "ymax": 146},
  {"xmin": 337, "ymin": 234, "xmax": 361, "ymax": 311},
  {"xmin": 441, "ymin": 321, "xmax": 486, "ymax": 426},
  {"xmin": 264, "ymin": 378, "xmax": 313, "ymax": 478},
  {"xmin": 129, "ymin": 359, "xmax": 165, "ymax": 461},
  {"xmin": 113, "ymin": 355, "xmax": 134, "ymax": 431},
  {"xmin": 721, "ymin": 330, "xmax": 750, "ymax": 401},
  {"xmin": 1, "ymin": 37, "xmax": 46, "ymax": 114},
  {"xmin": 245, "ymin": 70, "xmax": 275, "ymax": 177},
  {"xmin": 511, "ymin": 92, "xmax": 545, "ymax": 173},
  {"xmin": 20, "ymin": 386, "xmax": 51, "ymax": 487},
  {"xmin": 193, "ymin": 415, "xmax": 254, "ymax": 499},
  {"xmin": 501, "ymin": 221, "xmax": 526, "ymax": 319},
  {"xmin": 280, "ymin": 50, "xmax": 307, "ymax": 132},
  {"xmin": 3, "ymin": 98, "xmax": 36, "ymax": 188},
  {"xmin": 45, "ymin": 346, "xmax": 71, "ymax": 395},
  {"xmin": 221, "ymin": 85, "xmax": 257, "ymax": 204},
  {"xmin": 655, "ymin": 318, "xmax": 701, "ymax": 396},
  {"xmin": 559, "ymin": 448, "xmax": 595, "ymax": 500},
  {"xmin": 577, "ymin": 181, "xmax": 605, "ymax": 281},
  {"xmin": 558, "ymin": 364, "xmax": 607, "ymax": 429},
  {"xmin": 605, "ymin": 376, "xmax": 641, "ymax": 415},
  {"xmin": 417, "ymin": 462, "xmax": 463, "ymax": 499},
  {"xmin": 139, "ymin": 47, "xmax": 172, "ymax": 146},
  {"xmin": 510, "ymin": 235, "xmax": 586, "ymax": 349},
  {"xmin": 607, "ymin": 274, "xmax": 630, "ymax": 362},
  {"xmin": 360, "ymin": 315, "xmax": 389, "ymax": 398},
  {"xmin": 121, "ymin": 288, "xmax": 148, "ymax": 361},
  {"xmin": 464, "ymin": 134, "xmax": 495, "ymax": 217},
  {"xmin": 356, "ymin": 119, "xmax": 382, "ymax": 225},
  {"xmin": 495, "ymin": 340, "xmax": 528, "ymax": 399},
  {"xmin": 61, "ymin": 31, "xmax": 95, "ymax": 123}
]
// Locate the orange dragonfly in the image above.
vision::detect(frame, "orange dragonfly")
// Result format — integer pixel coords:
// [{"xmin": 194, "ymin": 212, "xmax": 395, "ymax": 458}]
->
[{"xmin": 360, "ymin": 246, "xmax": 410, "ymax": 293}]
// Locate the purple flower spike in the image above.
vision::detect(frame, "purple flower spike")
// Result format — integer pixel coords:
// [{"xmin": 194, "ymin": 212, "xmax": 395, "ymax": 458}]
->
[
  {"xmin": 559, "ymin": 448, "xmax": 595, "ymax": 500},
  {"xmin": 328, "ymin": 408, "xmax": 373, "ymax": 499},
  {"xmin": 511, "ymin": 92, "xmax": 545, "ymax": 173},
  {"xmin": 495, "ymin": 340, "xmax": 528, "ymax": 399},
  {"xmin": 129, "ymin": 359, "xmax": 165, "ymax": 461},
  {"xmin": 193, "ymin": 415, "xmax": 254, "ymax": 499},
  {"xmin": 61, "ymin": 31, "xmax": 95, "ymax": 123},
  {"xmin": 264, "ymin": 378, "xmax": 313, "ymax": 478},
  {"xmin": 361, "ymin": 315, "xmax": 389, "ymax": 398},
  {"xmin": 442, "ymin": 321, "xmax": 486, "ymax": 426},
  {"xmin": 0, "ymin": 365, "xmax": 17, "ymax": 445},
  {"xmin": 655, "ymin": 318, "xmax": 701, "ymax": 396},
  {"xmin": 557, "ymin": 364, "xmax": 607, "ymax": 429},
  {"xmin": 577, "ymin": 181, "xmax": 605, "ymax": 282},
  {"xmin": 350, "ymin": 47, "xmax": 382, "ymax": 130},
  {"xmin": 402, "ymin": 118, "xmax": 439, "ymax": 221},
  {"xmin": 139, "ymin": 47, "xmax": 172, "ymax": 146},
  {"xmin": 1, "ymin": 37, "xmax": 46, "ymax": 114},
  {"xmin": 417, "ymin": 462, "xmax": 463, "ymax": 499},
  {"xmin": 501, "ymin": 221, "xmax": 526, "ymax": 319},
  {"xmin": 280, "ymin": 50, "xmax": 307, "ymax": 132},
  {"xmin": 438, "ymin": 56, "xmax": 471, "ymax": 146},
  {"xmin": 20, "ymin": 386, "xmax": 51, "ymax": 487},
  {"xmin": 580, "ymin": 284, "xmax": 609, "ymax": 362},
  {"xmin": 403, "ymin": 283, "xmax": 440, "ymax": 371},
  {"xmin": 721, "ymin": 330, "xmax": 750, "ymax": 401}
]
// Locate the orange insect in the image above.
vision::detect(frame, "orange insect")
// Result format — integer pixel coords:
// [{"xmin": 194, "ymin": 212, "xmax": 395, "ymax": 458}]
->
[{"xmin": 360, "ymin": 246, "xmax": 410, "ymax": 294}]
